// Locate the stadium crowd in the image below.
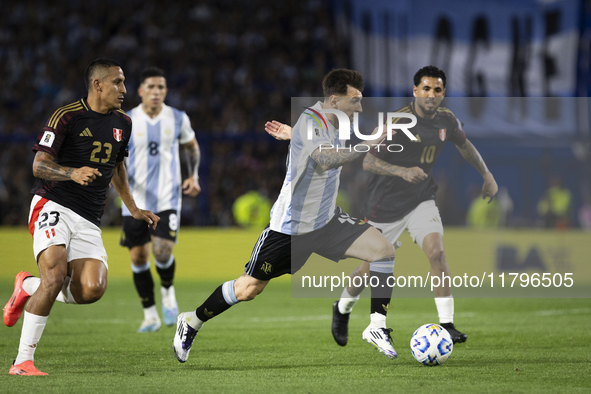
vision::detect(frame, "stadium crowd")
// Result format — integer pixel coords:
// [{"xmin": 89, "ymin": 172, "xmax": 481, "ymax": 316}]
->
[
  {"xmin": 0, "ymin": 0, "xmax": 584, "ymax": 229},
  {"xmin": 0, "ymin": 0, "xmax": 342, "ymax": 225}
]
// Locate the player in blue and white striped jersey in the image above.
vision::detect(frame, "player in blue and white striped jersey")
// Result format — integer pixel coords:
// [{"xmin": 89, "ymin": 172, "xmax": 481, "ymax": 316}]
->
[
  {"xmin": 120, "ymin": 67, "xmax": 201, "ymax": 333},
  {"xmin": 173, "ymin": 69, "xmax": 401, "ymax": 363},
  {"xmin": 269, "ymin": 100, "xmax": 345, "ymax": 235}
]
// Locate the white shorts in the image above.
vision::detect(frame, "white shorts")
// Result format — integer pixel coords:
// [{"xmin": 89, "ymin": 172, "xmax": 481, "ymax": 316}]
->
[
  {"xmin": 28, "ymin": 195, "xmax": 108, "ymax": 268},
  {"xmin": 368, "ymin": 200, "xmax": 444, "ymax": 251}
]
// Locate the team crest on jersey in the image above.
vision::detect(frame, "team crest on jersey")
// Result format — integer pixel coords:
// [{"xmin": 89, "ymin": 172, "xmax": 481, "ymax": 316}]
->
[
  {"xmin": 261, "ymin": 262, "xmax": 272, "ymax": 275},
  {"xmin": 439, "ymin": 129, "xmax": 446, "ymax": 141},
  {"xmin": 113, "ymin": 128, "xmax": 122, "ymax": 142}
]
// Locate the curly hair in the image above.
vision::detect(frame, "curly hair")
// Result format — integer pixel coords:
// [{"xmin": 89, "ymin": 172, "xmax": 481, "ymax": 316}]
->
[{"xmin": 413, "ymin": 66, "xmax": 446, "ymax": 88}]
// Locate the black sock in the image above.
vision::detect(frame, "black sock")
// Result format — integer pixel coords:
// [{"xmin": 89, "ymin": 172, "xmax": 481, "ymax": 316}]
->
[
  {"xmin": 133, "ymin": 270, "xmax": 155, "ymax": 308},
  {"xmin": 370, "ymin": 270, "xmax": 394, "ymax": 316},
  {"xmin": 156, "ymin": 259, "xmax": 175, "ymax": 289},
  {"xmin": 195, "ymin": 285, "xmax": 233, "ymax": 322}
]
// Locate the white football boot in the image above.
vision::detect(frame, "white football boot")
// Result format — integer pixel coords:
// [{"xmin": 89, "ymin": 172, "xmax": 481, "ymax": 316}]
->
[
  {"xmin": 138, "ymin": 316, "xmax": 161, "ymax": 333},
  {"xmin": 362, "ymin": 325, "xmax": 398, "ymax": 359},
  {"xmin": 173, "ymin": 312, "xmax": 199, "ymax": 363}
]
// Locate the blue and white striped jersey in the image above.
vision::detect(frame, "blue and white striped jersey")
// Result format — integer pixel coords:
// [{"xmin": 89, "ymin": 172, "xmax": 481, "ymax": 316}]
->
[
  {"xmin": 122, "ymin": 103, "xmax": 195, "ymax": 216},
  {"xmin": 270, "ymin": 101, "xmax": 344, "ymax": 235}
]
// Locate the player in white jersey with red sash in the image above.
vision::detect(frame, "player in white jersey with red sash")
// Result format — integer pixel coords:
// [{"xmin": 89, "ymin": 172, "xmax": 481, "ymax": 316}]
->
[{"xmin": 120, "ymin": 67, "xmax": 201, "ymax": 333}]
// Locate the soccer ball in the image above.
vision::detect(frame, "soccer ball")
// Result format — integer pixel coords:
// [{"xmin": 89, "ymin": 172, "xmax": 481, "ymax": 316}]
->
[{"xmin": 410, "ymin": 324, "xmax": 453, "ymax": 366}]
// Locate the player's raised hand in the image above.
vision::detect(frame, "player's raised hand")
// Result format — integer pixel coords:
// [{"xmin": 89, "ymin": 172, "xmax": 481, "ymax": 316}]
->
[
  {"xmin": 482, "ymin": 172, "xmax": 498, "ymax": 203},
  {"xmin": 182, "ymin": 177, "xmax": 201, "ymax": 197},
  {"xmin": 71, "ymin": 167, "xmax": 102, "ymax": 186},
  {"xmin": 401, "ymin": 167, "xmax": 428, "ymax": 184},
  {"xmin": 131, "ymin": 209, "xmax": 160, "ymax": 229},
  {"xmin": 265, "ymin": 121, "xmax": 292, "ymax": 140}
]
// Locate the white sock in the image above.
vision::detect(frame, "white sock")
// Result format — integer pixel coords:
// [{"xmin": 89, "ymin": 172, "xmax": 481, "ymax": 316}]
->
[
  {"xmin": 15, "ymin": 311, "xmax": 48, "ymax": 365},
  {"xmin": 338, "ymin": 287, "xmax": 360, "ymax": 314},
  {"xmin": 143, "ymin": 305, "xmax": 159, "ymax": 321},
  {"xmin": 22, "ymin": 277, "xmax": 40, "ymax": 295},
  {"xmin": 161, "ymin": 285, "xmax": 175, "ymax": 299},
  {"xmin": 54, "ymin": 276, "xmax": 77, "ymax": 304},
  {"xmin": 161, "ymin": 286, "xmax": 176, "ymax": 309},
  {"xmin": 369, "ymin": 312, "xmax": 387, "ymax": 329},
  {"xmin": 434, "ymin": 295, "xmax": 454, "ymax": 324},
  {"xmin": 184, "ymin": 311, "xmax": 204, "ymax": 331}
]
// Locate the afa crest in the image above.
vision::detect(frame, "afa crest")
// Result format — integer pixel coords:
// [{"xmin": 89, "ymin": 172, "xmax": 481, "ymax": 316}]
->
[{"xmin": 261, "ymin": 262, "xmax": 272, "ymax": 275}]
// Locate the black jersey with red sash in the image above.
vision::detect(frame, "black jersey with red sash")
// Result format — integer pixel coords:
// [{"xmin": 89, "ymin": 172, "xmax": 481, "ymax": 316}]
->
[
  {"xmin": 364, "ymin": 102, "xmax": 466, "ymax": 223},
  {"xmin": 32, "ymin": 98, "xmax": 132, "ymax": 226}
]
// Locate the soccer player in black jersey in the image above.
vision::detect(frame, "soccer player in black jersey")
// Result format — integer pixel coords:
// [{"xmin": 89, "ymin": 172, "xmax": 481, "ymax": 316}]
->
[
  {"xmin": 265, "ymin": 66, "xmax": 498, "ymax": 351},
  {"xmin": 3, "ymin": 58, "xmax": 160, "ymax": 376},
  {"xmin": 331, "ymin": 66, "xmax": 498, "ymax": 345}
]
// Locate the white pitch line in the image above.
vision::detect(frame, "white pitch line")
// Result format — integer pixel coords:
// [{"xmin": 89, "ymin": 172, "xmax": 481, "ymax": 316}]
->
[
  {"xmin": 249, "ymin": 314, "xmax": 336, "ymax": 323},
  {"xmin": 247, "ymin": 308, "xmax": 589, "ymax": 324},
  {"xmin": 52, "ymin": 308, "xmax": 589, "ymax": 326},
  {"xmin": 532, "ymin": 308, "xmax": 590, "ymax": 316},
  {"xmin": 246, "ymin": 312, "xmax": 477, "ymax": 324}
]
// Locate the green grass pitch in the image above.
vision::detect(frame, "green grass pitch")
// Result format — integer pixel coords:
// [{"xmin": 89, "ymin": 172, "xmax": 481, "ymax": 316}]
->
[{"xmin": 0, "ymin": 228, "xmax": 590, "ymax": 393}]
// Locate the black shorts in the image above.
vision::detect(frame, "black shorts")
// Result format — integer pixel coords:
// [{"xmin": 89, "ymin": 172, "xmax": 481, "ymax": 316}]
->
[
  {"xmin": 244, "ymin": 207, "xmax": 371, "ymax": 280},
  {"xmin": 120, "ymin": 209, "xmax": 179, "ymax": 248}
]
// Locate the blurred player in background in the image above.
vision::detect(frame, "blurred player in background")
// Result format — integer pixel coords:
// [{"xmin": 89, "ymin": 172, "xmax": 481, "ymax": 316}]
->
[
  {"xmin": 120, "ymin": 67, "xmax": 201, "ymax": 333},
  {"xmin": 3, "ymin": 58, "xmax": 159, "ymax": 376},
  {"xmin": 173, "ymin": 69, "xmax": 401, "ymax": 364},
  {"xmin": 265, "ymin": 65, "xmax": 498, "ymax": 346}
]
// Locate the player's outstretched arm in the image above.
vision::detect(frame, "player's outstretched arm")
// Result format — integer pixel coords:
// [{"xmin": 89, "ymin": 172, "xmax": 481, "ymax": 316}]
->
[
  {"xmin": 32, "ymin": 151, "xmax": 102, "ymax": 186},
  {"xmin": 362, "ymin": 154, "xmax": 427, "ymax": 184},
  {"xmin": 111, "ymin": 161, "xmax": 160, "ymax": 229},
  {"xmin": 455, "ymin": 139, "xmax": 498, "ymax": 203},
  {"xmin": 264, "ymin": 119, "xmax": 367, "ymax": 169},
  {"xmin": 181, "ymin": 137, "xmax": 201, "ymax": 197},
  {"xmin": 265, "ymin": 121, "xmax": 292, "ymax": 140}
]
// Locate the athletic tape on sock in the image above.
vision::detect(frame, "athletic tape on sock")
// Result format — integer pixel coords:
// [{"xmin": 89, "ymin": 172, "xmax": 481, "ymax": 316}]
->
[
  {"xmin": 221, "ymin": 280, "xmax": 239, "ymax": 305},
  {"xmin": 369, "ymin": 258, "xmax": 395, "ymax": 274},
  {"xmin": 155, "ymin": 254, "xmax": 174, "ymax": 270},
  {"xmin": 131, "ymin": 261, "xmax": 150, "ymax": 274}
]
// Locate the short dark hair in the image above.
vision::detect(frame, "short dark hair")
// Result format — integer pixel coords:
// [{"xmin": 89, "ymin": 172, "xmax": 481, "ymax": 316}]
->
[
  {"xmin": 413, "ymin": 66, "xmax": 446, "ymax": 88},
  {"xmin": 84, "ymin": 58, "xmax": 122, "ymax": 91},
  {"xmin": 322, "ymin": 69, "xmax": 364, "ymax": 97},
  {"xmin": 139, "ymin": 67, "xmax": 166, "ymax": 85}
]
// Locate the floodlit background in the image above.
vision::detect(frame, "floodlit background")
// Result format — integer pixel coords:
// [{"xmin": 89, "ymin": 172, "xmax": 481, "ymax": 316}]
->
[
  {"xmin": 0, "ymin": 1, "xmax": 590, "ymax": 391},
  {"xmin": 0, "ymin": 0, "xmax": 589, "ymax": 290},
  {"xmin": 0, "ymin": 0, "xmax": 589, "ymax": 231}
]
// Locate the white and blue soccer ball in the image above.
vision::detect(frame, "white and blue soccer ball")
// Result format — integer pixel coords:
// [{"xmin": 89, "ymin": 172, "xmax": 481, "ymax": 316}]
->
[{"xmin": 410, "ymin": 324, "xmax": 453, "ymax": 366}]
